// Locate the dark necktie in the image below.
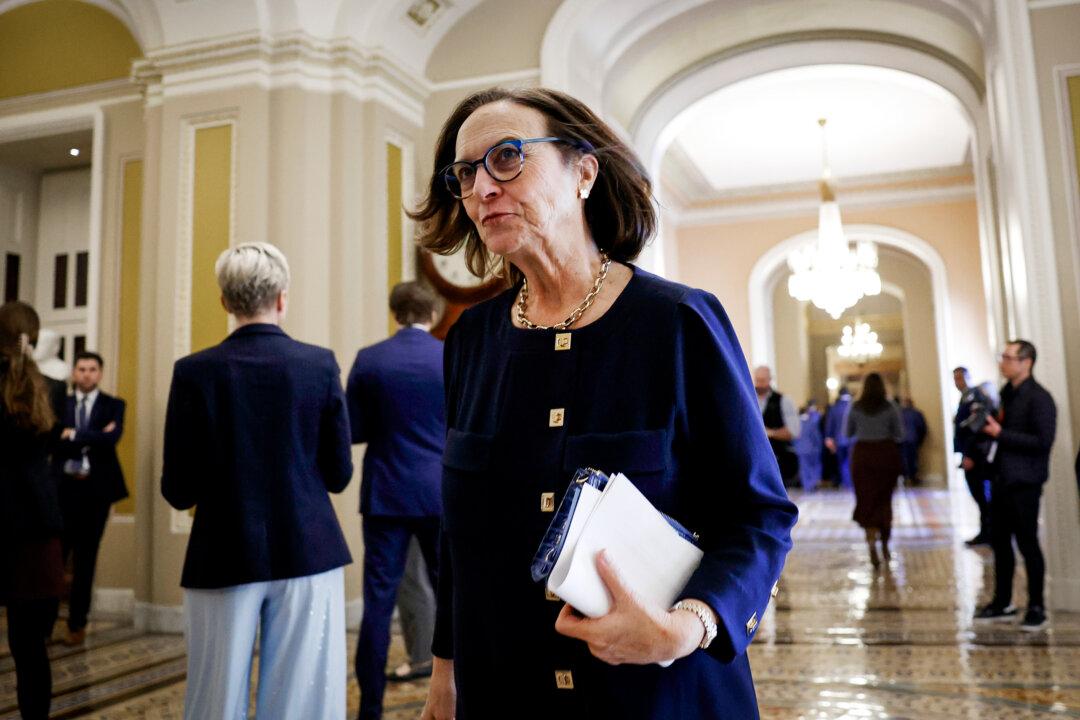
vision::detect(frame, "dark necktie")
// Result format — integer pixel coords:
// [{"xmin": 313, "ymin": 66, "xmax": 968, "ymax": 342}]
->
[{"xmin": 77, "ymin": 398, "xmax": 88, "ymax": 430}]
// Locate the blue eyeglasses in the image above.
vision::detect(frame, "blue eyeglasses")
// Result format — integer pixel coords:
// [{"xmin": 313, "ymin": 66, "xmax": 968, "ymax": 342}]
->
[{"xmin": 440, "ymin": 137, "xmax": 593, "ymax": 199}]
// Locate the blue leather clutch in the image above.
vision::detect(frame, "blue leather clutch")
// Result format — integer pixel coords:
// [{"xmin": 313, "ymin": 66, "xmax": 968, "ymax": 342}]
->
[{"xmin": 530, "ymin": 467, "xmax": 699, "ymax": 585}]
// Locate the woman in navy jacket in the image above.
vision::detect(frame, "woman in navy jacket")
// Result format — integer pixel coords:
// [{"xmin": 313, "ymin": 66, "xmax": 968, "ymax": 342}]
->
[
  {"xmin": 412, "ymin": 88, "xmax": 798, "ymax": 719},
  {"xmin": 161, "ymin": 243, "xmax": 353, "ymax": 720}
]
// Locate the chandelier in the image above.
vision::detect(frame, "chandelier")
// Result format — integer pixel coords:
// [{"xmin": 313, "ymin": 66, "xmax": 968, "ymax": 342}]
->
[
  {"xmin": 787, "ymin": 118, "xmax": 881, "ymax": 319},
  {"xmin": 837, "ymin": 321, "xmax": 883, "ymax": 360}
]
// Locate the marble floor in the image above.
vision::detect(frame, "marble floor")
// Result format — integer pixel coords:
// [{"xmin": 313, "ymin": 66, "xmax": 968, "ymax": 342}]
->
[{"xmin": 2, "ymin": 485, "xmax": 1078, "ymax": 718}]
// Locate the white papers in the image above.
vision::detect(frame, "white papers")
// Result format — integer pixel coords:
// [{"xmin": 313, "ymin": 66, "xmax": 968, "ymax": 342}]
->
[{"xmin": 546, "ymin": 473, "xmax": 703, "ymax": 619}]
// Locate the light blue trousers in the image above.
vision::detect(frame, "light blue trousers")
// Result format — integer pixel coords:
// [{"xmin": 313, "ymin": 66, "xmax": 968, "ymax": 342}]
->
[{"xmin": 182, "ymin": 567, "xmax": 346, "ymax": 720}]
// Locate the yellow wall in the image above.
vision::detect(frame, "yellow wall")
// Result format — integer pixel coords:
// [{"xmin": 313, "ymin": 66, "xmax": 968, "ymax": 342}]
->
[
  {"xmin": 114, "ymin": 160, "xmax": 142, "ymax": 515},
  {"xmin": 0, "ymin": 0, "xmax": 141, "ymax": 100},
  {"xmin": 190, "ymin": 125, "xmax": 232, "ymax": 353},
  {"xmin": 386, "ymin": 142, "xmax": 403, "ymax": 335}
]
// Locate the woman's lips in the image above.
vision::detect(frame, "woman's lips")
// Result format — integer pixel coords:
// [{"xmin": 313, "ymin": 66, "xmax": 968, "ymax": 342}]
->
[{"xmin": 481, "ymin": 212, "xmax": 514, "ymax": 226}]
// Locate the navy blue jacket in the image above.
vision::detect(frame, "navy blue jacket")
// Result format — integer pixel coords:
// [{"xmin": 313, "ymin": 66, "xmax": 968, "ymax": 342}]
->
[
  {"xmin": 433, "ymin": 267, "xmax": 797, "ymax": 718},
  {"xmin": 56, "ymin": 391, "xmax": 128, "ymax": 504},
  {"xmin": 161, "ymin": 324, "xmax": 354, "ymax": 589},
  {"xmin": 995, "ymin": 376, "xmax": 1056, "ymax": 486},
  {"xmin": 824, "ymin": 396, "xmax": 852, "ymax": 447},
  {"xmin": 346, "ymin": 327, "xmax": 445, "ymax": 517}
]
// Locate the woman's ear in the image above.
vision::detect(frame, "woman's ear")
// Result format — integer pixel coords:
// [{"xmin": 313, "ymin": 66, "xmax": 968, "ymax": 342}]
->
[{"xmin": 578, "ymin": 153, "xmax": 599, "ymax": 196}]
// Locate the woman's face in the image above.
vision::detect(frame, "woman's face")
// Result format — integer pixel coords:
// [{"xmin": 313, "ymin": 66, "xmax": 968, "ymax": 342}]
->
[{"xmin": 454, "ymin": 101, "xmax": 591, "ymax": 259}]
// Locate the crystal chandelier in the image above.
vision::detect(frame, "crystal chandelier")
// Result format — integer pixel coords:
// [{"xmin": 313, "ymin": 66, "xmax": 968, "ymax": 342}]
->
[
  {"xmin": 787, "ymin": 118, "xmax": 881, "ymax": 319},
  {"xmin": 837, "ymin": 321, "xmax": 883, "ymax": 360}
]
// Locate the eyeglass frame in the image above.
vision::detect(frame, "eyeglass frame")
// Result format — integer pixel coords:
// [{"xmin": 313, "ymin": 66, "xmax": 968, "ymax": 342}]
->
[
  {"xmin": 998, "ymin": 352, "xmax": 1027, "ymax": 363},
  {"xmin": 439, "ymin": 136, "xmax": 594, "ymax": 199}
]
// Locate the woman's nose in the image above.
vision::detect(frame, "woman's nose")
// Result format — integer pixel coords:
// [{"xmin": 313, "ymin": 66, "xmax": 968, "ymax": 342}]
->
[{"xmin": 472, "ymin": 165, "xmax": 501, "ymax": 199}]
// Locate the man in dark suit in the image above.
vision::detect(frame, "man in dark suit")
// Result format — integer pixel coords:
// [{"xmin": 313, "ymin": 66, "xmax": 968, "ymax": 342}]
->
[
  {"xmin": 56, "ymin": 351, "xmax": 127, "ymax": 646},
  {"xmin": 974, "ymin": 340, "xmax": 1057, "ymax": 631},
  {"xmin": 347, "ymin": 281, "xmax": 444, "ymax": 720}
]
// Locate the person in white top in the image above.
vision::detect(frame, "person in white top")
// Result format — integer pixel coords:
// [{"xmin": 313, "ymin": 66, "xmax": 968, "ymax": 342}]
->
[{"xmin": 31, "ymin": 328, "xmax": 69, "ymax": 383}]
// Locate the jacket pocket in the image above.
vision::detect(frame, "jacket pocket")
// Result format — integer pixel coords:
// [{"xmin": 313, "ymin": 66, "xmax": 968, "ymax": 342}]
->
[
  {"xmin": 441, "ymin": 429, "xmax": 495, "ymax": 535},
  {"xmin": 561, "ymin": 429, "xmax": 675, "ymax": 511}
]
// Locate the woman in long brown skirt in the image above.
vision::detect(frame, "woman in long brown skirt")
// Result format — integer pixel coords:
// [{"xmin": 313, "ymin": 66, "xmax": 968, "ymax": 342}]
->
[{"xmin": 846, "ymin": 373, "xmax": 905, "ymax": 567}]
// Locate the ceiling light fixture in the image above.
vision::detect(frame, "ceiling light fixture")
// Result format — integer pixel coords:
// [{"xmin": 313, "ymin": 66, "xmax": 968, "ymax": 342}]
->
[
  {"xmin": 787, "ymin": 118, "xmax": 881, "ymax": 319},
  {"xmin": 69, "ymin": 148, "xmax": 80, "ymax": 157},
  {"xmin": 837, "ymin": 321, "xmax": 884, "ymax": 361}
]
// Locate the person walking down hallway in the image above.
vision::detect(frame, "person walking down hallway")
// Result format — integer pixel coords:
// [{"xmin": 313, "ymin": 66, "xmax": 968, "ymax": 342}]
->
[
  {"xmin": 899, "ymin": 398, "xmax": 927, "ymax": 484},
  {"xmin": 953, "ymin": 367, "xmax": 994, "ymax": 546},
  {"xmin": 55, "ymin": 351, "xmax": 127, "ymax": 646},
  {"xmin": 0, "ymin": 302, "xmax": 65, "ymax": 720},
  {"xmin": 795, "ymin": 400, "xmax": 824, "ymax": 491},
  {"xmin": 825, "ymin": 387, "xmax": 853, "ymax": 489},
  {"xmin": 348, "ymin": 281, "xmax": 444, "ymax": 720},
  {"xmin": 161, "ymin": 242, "xmax": 354, "ymax": 720},
  {"xmin": 846, "ymin": 374, "xmax": 904, "ymax": 568},
  {"xmin": 974, "ymin": 340, "xmax": 1057, "ymax": 632},
  {"xmin": 753, "ymin": 365, "xmax": 801, "ymax": 487}
]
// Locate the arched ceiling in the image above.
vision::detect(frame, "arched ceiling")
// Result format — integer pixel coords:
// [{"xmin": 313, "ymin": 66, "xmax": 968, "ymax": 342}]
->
[
  {"xmin": 542, "ymin": 0, "xmax": 986, "ymax": 134},
  {"xmin": 665, "ymin": 64, "xmax": 972, "ymax": 195}
]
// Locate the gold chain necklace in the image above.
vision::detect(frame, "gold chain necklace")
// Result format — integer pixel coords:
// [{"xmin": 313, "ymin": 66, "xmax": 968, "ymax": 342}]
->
[{"xmin": 517, "ymin": 252, "xmax": 611, "ymax": 331}]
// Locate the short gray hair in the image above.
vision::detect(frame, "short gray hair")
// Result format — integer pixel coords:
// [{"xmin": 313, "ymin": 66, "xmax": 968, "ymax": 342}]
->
[{"xmin": 215, "ymin": 242, "xmax": 290, "ymax": 318}]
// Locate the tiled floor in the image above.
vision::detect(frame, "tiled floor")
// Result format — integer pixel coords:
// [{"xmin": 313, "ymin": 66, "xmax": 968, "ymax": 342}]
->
[{"xmin": 3, "ymin": 485, "xmax": 1078, "ymax": 718}]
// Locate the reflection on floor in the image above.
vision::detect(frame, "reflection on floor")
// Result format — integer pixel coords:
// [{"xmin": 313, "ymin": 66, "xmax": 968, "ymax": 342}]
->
[{"xmin": 2, "ymin": 487, "xmax": 1078, "ymax": 718}]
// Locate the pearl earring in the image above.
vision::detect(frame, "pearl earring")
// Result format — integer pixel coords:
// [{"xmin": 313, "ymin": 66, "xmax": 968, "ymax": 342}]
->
[{"xmin": 579, "ymin": 187, "xmax": 590, "ymax": 199}]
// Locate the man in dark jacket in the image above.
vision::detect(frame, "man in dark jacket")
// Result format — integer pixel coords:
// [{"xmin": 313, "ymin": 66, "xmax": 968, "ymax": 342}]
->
[
  {"xmin": 55, "ymin": 351, "xmax": 127, "ymax": 646},
  {"xmin": 348, "ymin": 281, "xmax": 444, "ymax": 720},
  {"xmin": 973, "ymin": 340, "xmax": 1056, "ymax": 631},
  {"xmin": 953, "ymin": 367, "xmax": 992, "ymax": 545}
]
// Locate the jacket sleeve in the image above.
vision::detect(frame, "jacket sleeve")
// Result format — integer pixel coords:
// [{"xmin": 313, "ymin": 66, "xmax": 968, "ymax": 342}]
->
[
  {"xmin": 344, "ymin": 353, "xmax": 369, "ymax": 445},
  {"xmin": 318, "ymin": 356, "xmax": 354, "ymax": 493},
  {"xmin": 431, "ymin": 322, "xmax": 461, "ymax": 660},
  {"xmin": 72, "ymin": 398, "xmax": 125, "ymax": 446},
  {"xmin": 998, "ymin": 390, "xmax": 1057, "ymax": 456},
  {"xmin": 673, "ymin": 290, "xmax": 798, "ymax": 664},
  {"xmin": 161, "ymin": 363, "xmax": 204, "ymax": 510}
]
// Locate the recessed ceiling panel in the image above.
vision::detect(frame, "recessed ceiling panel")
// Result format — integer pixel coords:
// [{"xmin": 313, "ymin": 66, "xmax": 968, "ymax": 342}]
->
[{"xmin": 670, "ymin": 65, "xmax": 972, "ymax": 192}]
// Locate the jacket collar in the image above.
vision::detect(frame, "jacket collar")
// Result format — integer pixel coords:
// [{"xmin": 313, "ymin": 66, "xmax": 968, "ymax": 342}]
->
[{"xmin": 227, "ymin": 323, "xmax": 288, "ymax": 340}]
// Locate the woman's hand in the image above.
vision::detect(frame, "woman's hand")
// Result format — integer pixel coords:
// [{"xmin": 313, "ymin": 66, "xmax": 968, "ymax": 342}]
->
[
  {"xmin": 554, "ymin": 550, "xmax": 703, "ymax": 665},
  {"xmin": 419, "ymin": 657, "xmax": 456, "ymax": 720}
]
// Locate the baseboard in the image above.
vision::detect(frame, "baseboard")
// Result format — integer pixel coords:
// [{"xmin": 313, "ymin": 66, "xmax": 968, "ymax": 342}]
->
[
  {"xmin": 91, "ymin": 587, "xmax": 135, "ymax": 619},
  {"xmin": 346, "ymin": 598, "xmax": 363, "ymax": 631},
  {"xmin": 134, "ymin": 601, "xmax": 185, "ymax": 634}
]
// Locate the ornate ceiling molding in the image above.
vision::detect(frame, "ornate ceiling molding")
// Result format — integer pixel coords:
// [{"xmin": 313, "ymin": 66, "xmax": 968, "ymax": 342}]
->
[{"xmin": 131, "ymin": 31, "xmax": 430, "ymax": 125}]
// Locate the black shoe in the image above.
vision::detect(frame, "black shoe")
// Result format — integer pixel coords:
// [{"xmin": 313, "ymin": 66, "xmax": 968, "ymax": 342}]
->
[
  {"xmin": 386, "ymin": 660, "xmax": 432, "ymax": 682},
  {"xmin": 974, "ymin": 603, "xmax": 1018, "ymax": 623},
  {"xmin": 965, "ymin": 534, "xmax": 990, "ymax": 546},
  {"xmin": 1020, "ymin": 606, "xmax": 1047, "ymax": 632}
]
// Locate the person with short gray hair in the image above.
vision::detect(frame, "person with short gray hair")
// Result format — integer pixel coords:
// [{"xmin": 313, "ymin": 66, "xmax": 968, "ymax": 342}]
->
[
  {"xmin": 162, "ymin": 242, "xmax": 353, "ymax": 720},
  {"xmin": 214, "ymin": 242, "xmax": 291, "ymax": 319}
]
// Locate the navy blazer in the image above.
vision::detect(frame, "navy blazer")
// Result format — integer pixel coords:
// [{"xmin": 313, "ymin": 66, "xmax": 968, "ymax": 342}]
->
[
  {"xmin": 995, "ymin": 376, "xmax": 1057, "ymax": 486},
  {"xmin": 56, "ymin": 390, "xmax": 128, "ymax": 504},
  {"xmin": 346, "ymin": 327, "xmax": 445, "ymax": 517},
  {"xmin": 433, "ymin": 267, "xmax": 797, "ymax": 718},
  {"xmin": 161, "ymin": 324, "xmax": 354, "ymax": 589}
]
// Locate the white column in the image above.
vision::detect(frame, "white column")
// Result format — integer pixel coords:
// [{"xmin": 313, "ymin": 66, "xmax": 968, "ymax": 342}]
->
[{"xmin": 990, "ymin": 0, "xmax": 1080, "ymax": 610}]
